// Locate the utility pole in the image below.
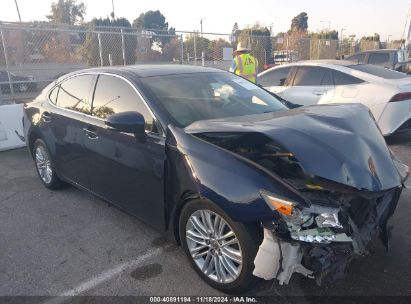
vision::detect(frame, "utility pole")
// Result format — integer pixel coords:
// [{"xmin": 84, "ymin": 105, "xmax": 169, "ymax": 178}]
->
[
  {"xmin": 14, "ymin": 0, "xmax": 22, "ymax": 22},
  {"xmin": 200, "ymin": 18, "xmax": 206, "ymax": 37},
  {"xmin": 340, "ymin": 28, "xmax": 346, "ymax": 59},
  {"xmin": 200, "ymin": 19, "xmax": 203, "ymax": 36},
  {"xmin": 111, "ymin": 0, "xmax": 115, "ymax": 19}
]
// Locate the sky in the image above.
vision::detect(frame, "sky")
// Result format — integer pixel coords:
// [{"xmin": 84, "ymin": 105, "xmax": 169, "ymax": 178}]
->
[{"xmin": 0, "ymin": 0, "xmax": 410, "ymax": 40}]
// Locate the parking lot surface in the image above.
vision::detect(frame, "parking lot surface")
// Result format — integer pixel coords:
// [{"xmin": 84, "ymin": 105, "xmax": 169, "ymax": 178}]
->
[{"xmin": 1, "ymin": 134, "xmax": 411, "ymax": 301}]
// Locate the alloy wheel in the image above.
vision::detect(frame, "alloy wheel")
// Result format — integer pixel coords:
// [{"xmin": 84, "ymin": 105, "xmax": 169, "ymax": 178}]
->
[
  {"xmin": 185, "ymin": 209, "xmax": 243, "ymax": 283},
  {"xmin": 35, "ymin": 145, "xmax": 53, "ymax": 184}
]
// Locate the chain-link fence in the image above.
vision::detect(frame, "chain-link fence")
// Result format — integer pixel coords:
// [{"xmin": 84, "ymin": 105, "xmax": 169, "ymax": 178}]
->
[{"xmin": 0, "ymin": 21, "xmax": 406, "ymax": 103}]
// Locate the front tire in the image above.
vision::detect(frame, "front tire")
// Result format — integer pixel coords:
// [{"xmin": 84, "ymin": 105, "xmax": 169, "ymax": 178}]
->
[
  {"xmin": 32, "ymin": 139, "xmax": 63, "ymax": 189},
  {"xmin": 179, "ymin": 199, "xmax": 262, "ymax": 294}
]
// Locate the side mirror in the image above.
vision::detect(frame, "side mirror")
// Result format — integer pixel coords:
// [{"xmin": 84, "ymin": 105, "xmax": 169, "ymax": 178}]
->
[{"xmin": 105, "ymin": 111, "xmax": 145, "ymax": 135}]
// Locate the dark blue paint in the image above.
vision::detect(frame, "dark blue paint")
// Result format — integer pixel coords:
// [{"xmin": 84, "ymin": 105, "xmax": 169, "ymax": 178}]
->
[{"xmin": 23, "ymin": 65, "xmax": 406, "ymax": 241}]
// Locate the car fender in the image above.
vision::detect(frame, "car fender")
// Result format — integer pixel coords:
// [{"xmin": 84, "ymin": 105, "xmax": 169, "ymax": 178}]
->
[{"xmin": 165, "ymin": 125, "xmax": 306, "ymax": 227}]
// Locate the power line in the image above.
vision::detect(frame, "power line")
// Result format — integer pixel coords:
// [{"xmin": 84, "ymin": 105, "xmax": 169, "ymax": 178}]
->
[{"xmin": 14, "ymin": 0, "xmax": 22, "ymax": 23}]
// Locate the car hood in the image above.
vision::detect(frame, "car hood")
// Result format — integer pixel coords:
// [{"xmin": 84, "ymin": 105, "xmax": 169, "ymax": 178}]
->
[{"xmin": 185, "ymin": 104, "xmax": 404, "ymax": 192}]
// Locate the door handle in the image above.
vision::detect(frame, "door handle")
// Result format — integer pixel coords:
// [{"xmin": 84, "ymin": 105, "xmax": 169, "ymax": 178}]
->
[
  {"xmin": 41, "ymin": 111, "xmax": 51, "ymax": 123},
  {"xmin": 83, "ymin": 127, "xmax": 98, "ymax": 139},
  {"xmin": 313, "ymin": 90, "xmax": 326, "ymax": 96}
]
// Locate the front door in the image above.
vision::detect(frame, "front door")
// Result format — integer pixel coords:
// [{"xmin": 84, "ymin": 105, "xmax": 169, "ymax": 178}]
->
[{"xmin": 83, "ymin": 74, "xmax": 166, "ymax": 230}]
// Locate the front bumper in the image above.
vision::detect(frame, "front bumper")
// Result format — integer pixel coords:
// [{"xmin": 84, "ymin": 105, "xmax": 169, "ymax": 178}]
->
[{"xmin": 253, "ymin": 187, "xmax": 402, "ymax": 285}]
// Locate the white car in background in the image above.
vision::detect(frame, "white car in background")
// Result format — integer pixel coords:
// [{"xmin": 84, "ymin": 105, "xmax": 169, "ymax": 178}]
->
[{"xmin": 258, "ymin": 60, "xmax": 411, "ymax": 136}]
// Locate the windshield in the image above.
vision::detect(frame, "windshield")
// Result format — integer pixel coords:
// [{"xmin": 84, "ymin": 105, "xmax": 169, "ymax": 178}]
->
[
  {"xmin": 349, "ymin": 64, "xmax": 409, "ymax": 79},
  {"xmin": 141, "ymin": 72, "xmax": 287, "ymax": 127}
]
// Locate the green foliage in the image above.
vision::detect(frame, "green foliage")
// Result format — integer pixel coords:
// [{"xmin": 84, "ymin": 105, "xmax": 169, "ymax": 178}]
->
[
  {"xmin": 46, "ymin": 0, "xmax": 86, "ymax": 24},
  {"xmin": 310, "ymin": 30, "xmax": 339, "ymax": 40},
  {"xmin": 184, "ymin": 33, "xmax": 211, "ymax": 60},
  {"xmin": 132, "ymin": 10, "xmax": 175, "ymax": 49},
  {"xmin": 208, "ymin": 38, "xmax": 232, "ymax": 60},
  {"xmin": 360, "ymin": 33, "xmax": 381, "ymax": 41},
  {"xmin": 237, "ymin": 24, "xmax": 272, "ymax": 67},
  {"xmin": 289, "ymin": 12, "xmax": 308, "ymax": 34},
  {"xmin": 78, "ymin": 17, "xmax": 136, "ymax": 66}
]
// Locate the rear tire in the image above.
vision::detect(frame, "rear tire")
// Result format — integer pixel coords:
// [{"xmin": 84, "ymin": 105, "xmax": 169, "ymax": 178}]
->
[
  {"xmin": 179, "ymin": 199, "xmax": 262, "ymax": 294},
  {"xmin": 32, "ymin": 139, "xmax": 63, "ymax": 189}
]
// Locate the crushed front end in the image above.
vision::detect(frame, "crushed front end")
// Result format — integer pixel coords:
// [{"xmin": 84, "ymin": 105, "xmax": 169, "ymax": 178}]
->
[
  {"xmin": 186, "ymin": 104, "xmax": 409, "ymax": 286},
  {"xmin": 254, "ymin": 185, "xmax": 403, "ymax": 285}
]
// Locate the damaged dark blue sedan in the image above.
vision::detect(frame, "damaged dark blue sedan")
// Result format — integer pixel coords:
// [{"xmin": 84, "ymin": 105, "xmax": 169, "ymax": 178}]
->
[{"xmin": 23, "ymin": 65, "xmax": 409, "ymax": 294}]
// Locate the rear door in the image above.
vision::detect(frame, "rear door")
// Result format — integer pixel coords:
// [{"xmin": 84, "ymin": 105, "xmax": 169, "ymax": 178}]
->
[
  {"xmin": 46, "ymin": 74, "xmax": 96, "ymax": 188},
  {"xmin": 281, "ymin": 66, "xmax": 335, "ymax": 106},
  {"xmin": 258, "ymin": 66, "xmax": 293, "ymax": 95},
  {"xmin": 83, "ymin": 74, "xmax": 166, "ymax": 230}
]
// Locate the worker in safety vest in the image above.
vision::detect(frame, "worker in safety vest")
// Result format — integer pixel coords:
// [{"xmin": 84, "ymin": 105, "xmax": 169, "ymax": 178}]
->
[{"xmin": 229, "ymin": 42, "xmax": 258, "ymax": 83}]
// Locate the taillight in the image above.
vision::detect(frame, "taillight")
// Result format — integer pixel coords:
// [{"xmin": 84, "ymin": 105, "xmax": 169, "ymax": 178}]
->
[{"xmin": 389, "ymin": 92, "xmax": 411, "ymax": 102}]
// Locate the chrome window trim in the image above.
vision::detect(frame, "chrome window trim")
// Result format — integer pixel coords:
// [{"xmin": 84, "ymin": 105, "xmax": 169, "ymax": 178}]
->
[{"xmin": 46, "ymin": 71, "xmax": 165, "ymax": 137}]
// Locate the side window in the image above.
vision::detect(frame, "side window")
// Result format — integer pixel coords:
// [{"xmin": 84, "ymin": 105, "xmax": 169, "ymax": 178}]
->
[
  {"xmin": 258, "ymin": 67, "xmax": 293, "ymax": 87},
  {"xmin": 321, "ymin": 69, "xmax": 334, "ymax": 86},
  {"xmin": 333, "ymin": 70, "xmax": 364, "ymax": 85},
  {"xmin": 57, "ymin": 75, "xmax": 94, "ymax": 114},
  {"xmin": 292, "ymin": 66, "xmax": 330, "ymax": 86},
  {"xmin": 347, "ymin": 53, "xmax": 366, "ymax": 63},
  {"xmin": 49, "ymin": 86, "xmax": 60, "ymax": 104},
  {"xmin": 92, "ymin": 75, "xmax": 157, "ymax": 133},
  {"xmin": 368, "ymin": 53, "xmax": 390, "ymax": 65}
]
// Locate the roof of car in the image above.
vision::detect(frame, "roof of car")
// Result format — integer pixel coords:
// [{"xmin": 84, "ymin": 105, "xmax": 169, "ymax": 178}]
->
[
  {"xmin": 291, "ymin": 60, "xmax": 357, "ymax": 66},
  {"xmin": 67, "ymin": 64, "xmax": 224, "ymax": 79},
  {"xmin": 351, "ymin": 49, "xmax": 403, "ymax": 54}
]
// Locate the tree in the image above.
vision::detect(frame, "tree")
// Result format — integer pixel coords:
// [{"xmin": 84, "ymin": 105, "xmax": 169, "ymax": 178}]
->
[
  {"xmin": 47, "ymin": 0, "xmax": 86, "ymax": 24},
  {"xmin": 361, "ymin": 33, "xmax": 380, "ymax": 41},
  {"xmin": 310, "ymin": 30, "xmax": 339, "ymax": 40},
  {"xmin": 360, "ymin": 33, "xmax": 381, "ymax": 51},
  {"xmin": 132, "ymin": 10, "xmax": 175, "ymax": 49},
  {"xmin": 289, "ymin": 12, "xmax": 308, "ymax": 34},
  {"xmin": 208, "ymin": 38, "xmax": 232, "ymax": 60},
  {"xmin": 162, "ymin": 38, "xmax": 182, "ymax": 62},
  {"xmin": 237, "ymin": 23, "xmax": 272, "ymax": 67},
  {"xmin": 184, "ymin": 33, "xmax": 211, "ymax": 61},
  {"xmin": 78, "ymin": 17, "xmax": 137, "ymax": 66},
  {"xmin": 42, "ymin": 35, "xmax": 74, "ymax": 63}
]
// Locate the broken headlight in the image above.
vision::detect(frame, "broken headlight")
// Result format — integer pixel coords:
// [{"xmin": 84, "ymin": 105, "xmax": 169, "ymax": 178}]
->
[
  {"xmin": 260, "ymin": 190, "xmax": 313, "ymax": 227},
  {"xmin": 261, "ymin": 190, "xmax": 351, "ymax": 244},
  {"xmin": 315, "ymin": 212, "xmax": 343, "ymax": 229}
]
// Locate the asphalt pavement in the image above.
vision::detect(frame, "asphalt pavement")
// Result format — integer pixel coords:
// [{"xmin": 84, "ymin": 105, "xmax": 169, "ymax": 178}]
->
[{"xmin": 0, "ymin": 134, "xmax": 410, "ymax": 303}]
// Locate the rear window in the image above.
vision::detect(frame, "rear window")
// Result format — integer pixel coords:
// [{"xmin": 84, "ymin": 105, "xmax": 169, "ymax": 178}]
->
[
  {"xmin": 346, "ymin": 53, "xmax": 366, "ymax": 63},
  {"xmin": 349, "ymin": 64, "xmax": 409, "ymax": 79},
  {"xmin": 368, "ymin": 53, "xmax": 390, "ymax": 65},
  {"xmin": 333, "ymin": 70, "xmax": 364, "ymax": 85}
]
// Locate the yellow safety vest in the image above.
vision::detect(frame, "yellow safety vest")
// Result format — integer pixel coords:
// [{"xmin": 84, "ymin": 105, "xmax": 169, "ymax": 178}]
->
[{"xmin": 234, "ymin": 54, "xmax": 258, "ymax": 83}]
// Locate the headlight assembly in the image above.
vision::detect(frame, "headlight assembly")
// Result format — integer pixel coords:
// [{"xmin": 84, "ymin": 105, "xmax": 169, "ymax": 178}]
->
[
  {"xmin": 260, "ymin": 190, "xmax": 313, "ymax": 226},
  {"xmin": 261, "ymin": 190, "xmax": 352, "ymax": 244}
]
